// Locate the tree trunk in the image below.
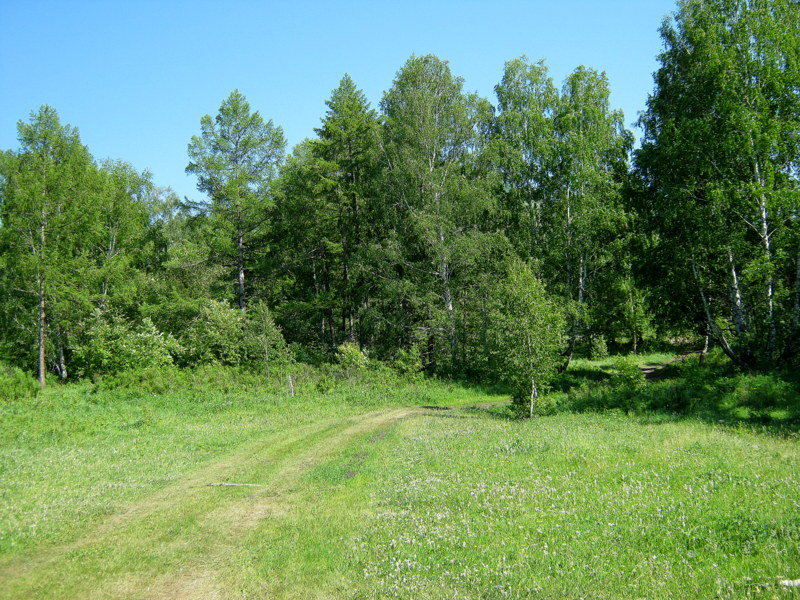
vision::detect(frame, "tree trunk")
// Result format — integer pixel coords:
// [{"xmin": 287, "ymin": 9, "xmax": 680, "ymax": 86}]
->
[
  {"xmin": 780, "ymin": 250, "xmax": 800, "ymax": 362},
  {"xmin": 529, "ymin": 378, "xmax": 538, "ymax": 420},
  {"xmin": 438, "ymin": 228, "xmax": 456, "ymax": 368},
  {"xmin": 759, "ymin": 195, "xmax": 776, "ymax": 357},
  {"xmin": 559, "ymin": 257, "xmax": 585, "ymax": 373},
  {"xmin": 700, "ymin": 325, "xmax": 710, "ymax": 365},
  {"xmin": 38, "ymin": 276, "xmax": 46, "ymax": 389},
  {"xmin": 691, "ymin": 258, "xmax": 742, "ymax": 366},
  {"xmin": 237, "ymin": 219, "xmax": 246, "ymax": 311},
  {"xmin": 727, "ymin": 248, "xmax": 747, "ymax": 335},
  {"xmin": 37, "ymin": 204, "xmax": 47, "ymax": 389},
  {"xmin": 57, "ymin": 341, "xmax": 67, "ymax": 381},
  {"xmin": 752, "ymin": 154, "xmax": 776, "ymax": 358}
]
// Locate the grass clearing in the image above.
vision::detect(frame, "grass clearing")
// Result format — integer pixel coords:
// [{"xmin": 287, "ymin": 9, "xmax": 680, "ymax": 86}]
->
[{"xmin": 2, "ymin": 360, "xmax": 799, "ymax": 599}]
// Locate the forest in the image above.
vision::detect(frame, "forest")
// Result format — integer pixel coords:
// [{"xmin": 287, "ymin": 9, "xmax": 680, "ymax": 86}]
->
[
  {"xmin": 1, "ymin": 1, "xmax": 800, "ymax": 598},
  {"xmin": 1, "ymin": 0, "xmax": 799, "ymax": 408}
]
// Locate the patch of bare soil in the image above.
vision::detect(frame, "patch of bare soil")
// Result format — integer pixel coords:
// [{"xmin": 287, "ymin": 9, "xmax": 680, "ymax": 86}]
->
[{"xmin": 640, "ymin": 353, "xmax": 696, "ymax": 382}]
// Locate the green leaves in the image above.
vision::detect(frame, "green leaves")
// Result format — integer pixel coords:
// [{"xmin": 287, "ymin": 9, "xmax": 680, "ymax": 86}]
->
[
  {"xmin": 636, "ymin": 0, "xmax": 800, "ymax": 367},
  {"xmin": 484, "ymin": 258, "xmax": 565, "ymax": 410},
  {"xmin": 186, "ymin": 90, "xmax": 286, "ymax": 310}
]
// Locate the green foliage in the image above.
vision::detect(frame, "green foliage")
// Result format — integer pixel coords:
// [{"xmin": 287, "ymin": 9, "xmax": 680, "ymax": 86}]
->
[
  {"xmin": 484, "ymin": 259, "xmax": 565, "ymax": 414},
  {"xmin": 589, "ymin": 335, "xmax": 608, "ymax": 359},
  {"xmin": 489, "ymin": 57, "xmax": 633, "ymax": 369},
  {"xmin": 0, "ymin": 362, "xmax": 39, "ymax": 401},
  {"xmin": 635, "ymin": 0, "xmax": 800, "ymax": 367},
  {"xmin": 181, "ymin": 300, "xmax": 248, "ymax": 367},
  {"xmin": 609, "ymin": 356, "xmax": 646, "ymax": 390},
  {"xmin": 558, "ymin": 352, "xmax": 800, "ymax": 425},
  {"xmin": 244, "ymin": 301, "xmax": 291, "ymax": 373},
  {"xmin": 186, "ymin": 90, "xmax": 286, "ymax": 310},
  {"xmin": 393, "ymin": 346, "xmax": 423, "ymax": 377},
  {"xmin": 179, "ymin": 300, "xmax": 290, "ymax": 370},
  {"xmin": 336, "ymin": 342, "xmax": 368, "ymax": 376},
  {"xmin": 72, "ymin": 311, "xmax": 181, "ymax": 378}
]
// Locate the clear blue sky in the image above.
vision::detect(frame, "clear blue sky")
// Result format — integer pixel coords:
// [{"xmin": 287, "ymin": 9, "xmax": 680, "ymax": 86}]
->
[{"xmin": 0, "ymin": 0, "xmax": 676, "ymax": 201}]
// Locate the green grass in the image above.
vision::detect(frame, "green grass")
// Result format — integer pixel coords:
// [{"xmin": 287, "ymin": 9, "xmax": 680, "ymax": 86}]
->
[
  {"xmin": 226, "ymin": 408, "xmax": 800, "ymax": 599},
  {"xmin": 2, "ymin": 359, "xmax": 799, "ymax": 599},
  {"xmin": 0, "ymin": 366, "xmax": 492, "ymax": 562}
]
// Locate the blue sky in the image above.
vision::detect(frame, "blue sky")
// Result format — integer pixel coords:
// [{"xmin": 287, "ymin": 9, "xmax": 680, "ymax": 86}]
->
[{"xmin": 1, "ymin": 0, "xmax": 676, "ymax": 201}]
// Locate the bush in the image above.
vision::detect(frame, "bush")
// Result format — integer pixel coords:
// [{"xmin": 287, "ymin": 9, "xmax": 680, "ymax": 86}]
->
[
  {"xmin": 181, "ymin": 300, "xmax": 246, "ymax": 367},
  {"xmin": 589, "ymin": 335, "xmax": 609, "ymax": 360},
  {"xmin": 393, "ymin": 346, "xmax": 423, "ymax": 377},
  {"xmin": 181, "ymin": 300, "xmax": 291, "ymax": 371},
  {"xmin": 336, "ymin": 342, "xmax": 368, "ymax": 376},
  {"xmin": 610, "ymin": 356, "xmax": 646, "ymax": 390},
  {"xmin": 72, "ymin": 311, "xmax": 181, "ymax": 378},
  {"xmin": 0, "ymin": 362, "xmax": 39, "ymax": 400},
  {"xmin": 731, "ymin": 374, "xmax": 795, "ymax": 410}
]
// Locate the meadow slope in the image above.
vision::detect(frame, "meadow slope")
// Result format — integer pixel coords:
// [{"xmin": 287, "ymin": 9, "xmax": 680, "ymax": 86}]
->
[{"xmin": 1, "ymin": 374, "xmax": 799, "ymax": 599}]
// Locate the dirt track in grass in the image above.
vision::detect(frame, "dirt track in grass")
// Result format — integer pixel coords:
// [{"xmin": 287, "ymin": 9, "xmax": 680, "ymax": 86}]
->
[{"xmin": 0, "ymin": 407, "xmax": 416, "ymax": 600}]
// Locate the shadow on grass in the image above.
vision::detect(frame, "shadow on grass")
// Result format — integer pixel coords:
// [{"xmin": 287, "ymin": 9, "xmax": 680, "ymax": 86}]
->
[{"xmin": 561, "ymin": 357, "xmax": 800, "ymax": 438}]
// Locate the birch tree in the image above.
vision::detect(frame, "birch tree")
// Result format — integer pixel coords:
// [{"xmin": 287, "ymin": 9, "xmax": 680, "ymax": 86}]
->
[
  {"xmin": 636, "ymin": 0, "xmax": 800, "ymax": 367},
  {"xmin": 380, "ymin": 55, "xmax": 495, "ymax": 373},
  {"xmin": 491, "ymin": 58, "xmax": 632, "ymax": 369}
]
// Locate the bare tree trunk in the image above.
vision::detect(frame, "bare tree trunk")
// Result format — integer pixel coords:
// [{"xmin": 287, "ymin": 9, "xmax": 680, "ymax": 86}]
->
[
  {"xmin": 99, "ymin": 228, "xmax": 117, "ymax": 310},
  {"xmin": 759, "ymin": 195, "xmax": 776, "ymax": 357},
  {"xmin": 529, "ymin": 378, "xmax": 538, "ymax": 420},
  {"xmin": 794, "ymin": 251, "xmax": 800, "ymax": 337},
  {"xmin": 559, "ymin": 257, "xmax": 585, "ymax": 373},
  {"xmin": 700, "ymin": 325, "xmax": 710, "ymax": 365},
  {"xmin": 57, "ymin": 341, "xmax": 67, "ymax": 381},
  {"xmin": 237, "ymin": 219, "xmax": 246, "ymax": 311},
  {"xmin": 781, "ymin": 250, "xmax": 800, "ymax": 362},
  {"xmin": 691, "ymin": 259, "xmax": 741, "ymax": 366},
  {"xmin": 629, "ymin": 285, "xmax": 638, "ymax": 354},
  {"xmin": 38, "ymin": 276, "xmax": 46, "ymax": 388},
  {"xmin": 438, "ymin": 229, "xmax": 456, "ymax": 367},
  {"xmin": 727, "ymin": 248, "xmax": 747, "ymax": 335},
  {"xmin": 752, "ymin": 155, "xmax": 776, "ymax": 358}
]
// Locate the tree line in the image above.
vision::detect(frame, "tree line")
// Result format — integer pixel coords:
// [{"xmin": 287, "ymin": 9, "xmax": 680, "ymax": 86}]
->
[{"xmin": 1, "ymin": 0, "xmax": 798, "ymax": 405}]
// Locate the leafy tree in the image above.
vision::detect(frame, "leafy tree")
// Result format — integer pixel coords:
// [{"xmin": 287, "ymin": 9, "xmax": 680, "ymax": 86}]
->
[
  {"xmin": 636, "ymin": 0, "xmax": 800, "ymax": 367},
  {"xmin": 0, "ymin": 107, "xmax": 98, "ymax": 385},
  {"xmin": 485, "ymin": 259, "xmax": 565, "ymax": 417},
  {"xmin": 379, "ymin": 54, "xmax": 497, "ymax": 373},
  {"xmin": 186, "ymin": 90, "xmax": 285, "ymax": 310},
  {"xmin": 491, "ymin": 59, "xmax": 633, "ymax": 369}
]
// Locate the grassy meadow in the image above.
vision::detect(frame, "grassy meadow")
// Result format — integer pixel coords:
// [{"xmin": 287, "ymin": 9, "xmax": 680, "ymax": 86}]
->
[{"xmin": 1, "ymin": 356, "xmax": 799, "ymax": 599}]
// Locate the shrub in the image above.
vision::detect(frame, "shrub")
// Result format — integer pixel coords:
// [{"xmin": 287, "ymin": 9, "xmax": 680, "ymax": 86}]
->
[
  {"xmin": 91, "ymin": 365, "xmax": 181, "ymax": 394},
  {"xmin": 393, "ymin": 346, "xmax": 423, "ymax": 377},
  {"xmin": 181, "ymin": 300, "xmax": 291, "ymax": 371},
  {"xmin": 589, "ymin": 335, "xmax": 609, "ymax": 360},
  {"xmin": 610, "ymin": 356, "xmax": 646, "ymax": 390},
  {"xmin": 0, "ymin": 362, "xmax": 39, "ymax": 400},
  {"xmin": 181, "ymin": 300, "xmax": 246, "ymax": 367},
  {"xmin": 72, "ymin": 311, "xmax": 181, "ymax": 378},
  {"xmin": 337, "ymin": 342, "xmax": 368, "ymax": 376}
]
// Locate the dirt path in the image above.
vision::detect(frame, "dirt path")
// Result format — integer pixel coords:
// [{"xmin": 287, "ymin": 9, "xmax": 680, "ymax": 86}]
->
[
  {"xmin": 1, "ymin": 407, "xmax": 417, "ymax": 600},
  {"xmin": 639, "ymin": 352, "xmax": 696, "ymax": 382}
]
